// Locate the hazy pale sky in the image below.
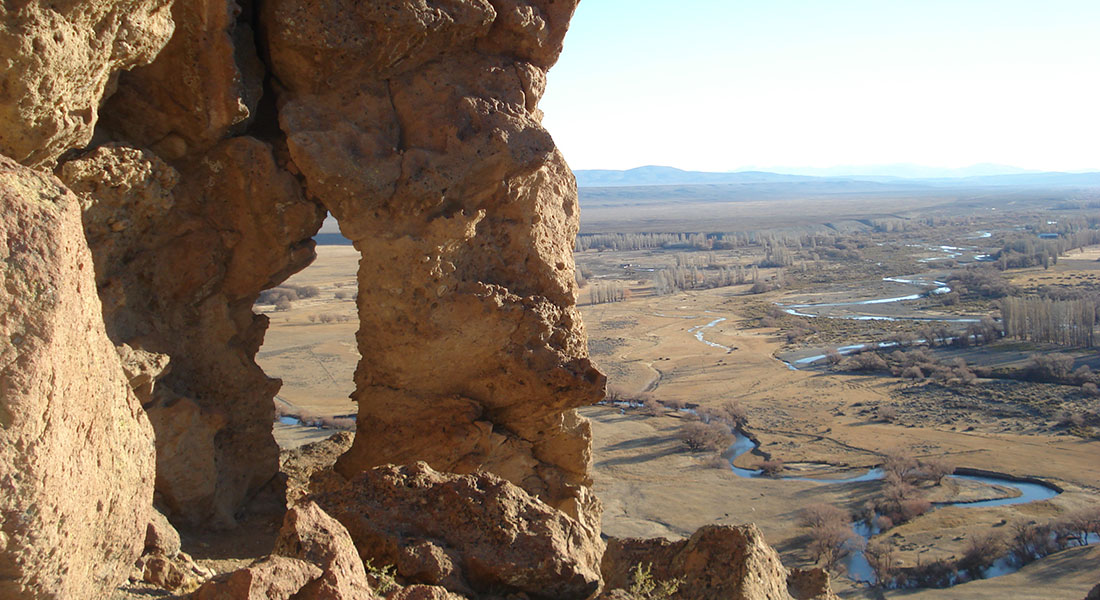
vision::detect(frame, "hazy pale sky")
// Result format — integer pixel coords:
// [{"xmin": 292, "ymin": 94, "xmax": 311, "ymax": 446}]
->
[{"xmin": 540, "ymin": 0, "xmax": 1100, "ymax": 172}]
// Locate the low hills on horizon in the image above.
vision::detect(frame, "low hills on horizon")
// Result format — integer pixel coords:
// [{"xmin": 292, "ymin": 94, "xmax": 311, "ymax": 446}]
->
[
  {"xmin": 573, "ymin": 164, "xmax": 1100, "ymax": 188},
  {"xmin": 315, "ymin": 164, "xmax": 1100, "ymax": 241}
]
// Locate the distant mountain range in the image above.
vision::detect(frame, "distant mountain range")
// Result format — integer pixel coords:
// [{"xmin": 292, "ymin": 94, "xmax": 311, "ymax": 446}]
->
[{"xmin": 573, "ymin": 165, "xmax": 1100, "ymax": 188}]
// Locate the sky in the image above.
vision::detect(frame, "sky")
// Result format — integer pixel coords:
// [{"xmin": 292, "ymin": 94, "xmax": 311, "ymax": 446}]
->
[{"xmin": 540, "ymin": 0, "xmax": 1100, "ymax": 173}]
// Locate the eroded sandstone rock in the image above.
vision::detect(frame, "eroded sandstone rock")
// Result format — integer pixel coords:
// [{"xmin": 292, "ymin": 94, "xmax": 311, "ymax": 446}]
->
[
  {"xmin": 311, "ymin": 462, "xmax": 602, "ymax": 599},
  {"xmin": 0, "ymin": 156, "xmax": 155, "ymax": 599},
  {"xmin": 0, "ymin": 0, "xmax": 174, "ymax": 166},
  {"xmin": 189, "ymin": 556, "xmax": 321, "ymax": 600},
  {"xmin": 58, "ymin": 140, "xmax": 325, "ymax": 527},
  {"xmin": 273, "ymin": 501, "xmax": 380, "ymax": 600},
  {"xmin": 100, "ymin": 0, "xmax": 264, "ymax": 159},
  {"xmin": 787, "ymin": 568, "xmax": 838, "ymax": 600},
  {"xmin": 261, "ymin": 0, "xmax": 604, "ymax": 536},
  {"xmin": 600, "ymin": 525, "xmax": 798, "ymax": 600},
  {"xmin": 389, "ymin": 585, "xmax": 469, "ymax": 600}
]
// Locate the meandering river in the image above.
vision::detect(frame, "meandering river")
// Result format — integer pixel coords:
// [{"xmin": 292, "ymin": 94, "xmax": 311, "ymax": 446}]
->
[{"xmin": 726, "ymin": 429, "xmax": 1069, "ymax": 585}]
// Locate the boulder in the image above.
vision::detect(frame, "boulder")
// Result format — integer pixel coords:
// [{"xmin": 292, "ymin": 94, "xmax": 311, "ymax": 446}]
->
[
  {"xmin": 273, "ymin": 501, "xmax": 379, "ymax": 600},
  {"xmin": 145, "ymin": 508, "xmax": 182, "ymax": 558},
  {"xmin": 312, "ymin": 462, "xmax": 602, "ymax": 599},
  {"xmin": 0, "ymin": 156, "xmax": 155, "ymax": 598},
  {"xmin": 787, "ymin": 568, "xmax": 838, "ymax": 600},
  {"xmin": 188, "ymin": 556, "xmax": 321, "ymax": 600},
  {"xmin": 601, "ymin": 525, "xmax": 800, "ymax": 600}
]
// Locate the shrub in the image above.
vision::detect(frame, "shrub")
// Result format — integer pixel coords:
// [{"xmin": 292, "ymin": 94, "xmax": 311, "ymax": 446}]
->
[
  {"xmin": 334, "ymin": 291, "xmax": 350, "ymax": 300},
  {"xmin": 713, "ymin": 400, "xmax": 747, "ymax": 426},
  {"xmin": 882, "ymin": 450, "xmax": 919, "ymax": 482},
  {"xmin": 364, "ymin": 559, "xmax": 397, "ymax": 594},
  {"xmin": 874, "ymin": 471, "xmax": 932, "ymax": 525},
  {"xmin": 274, "ymin": 297, "xmax": 292, "ymax": 311},
  {"xmin": 628, "ymin": 563, "xmax": 683, "ymax": 600},
  {"xmin": 877, "ymin": 405, "xmax": 899, "ymax": 423},
  {"xmin": 799, "ymin": 504, "xmax": 850, "ymax": 530},
  {"xmin": 806, "ymin": 522, "xmax": 862, "ymax": 572},
  {"xmin": 677, "ymin": 421, "xmax": 733, "ymax": 453},
  {"xmin": 906, "ymin": 558, "xmax": 957, "ymax": 588},
  {"xmin": 1009, "ymin": 521, "xmax": 1059, "ymax": 565},
  {"xmin": 1025, "ymin": 354, "xmax": 1076, "ymax": 382},
  {"xmin": 642, "ymin": 396, "xmax": 663, "ymax": 417},
  {"xmin": 958, "ymin": 531, "xmax": 1005, "ymax": 577},
  {"xmin": 759, "ymin": 459, "xmax": 784, "ymax": 476},
  {"xmin": 839, "ymin": 352, "xmax": 888, "ymax": 372}
]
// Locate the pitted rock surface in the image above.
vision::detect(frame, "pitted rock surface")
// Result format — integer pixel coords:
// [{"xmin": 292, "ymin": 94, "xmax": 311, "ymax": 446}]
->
[
  {"xmin": 312, "ymin": 462, "xmax": 602, "ymax": 599},
  {"xmin": 0, "ymin": 0, "xmax": 173, "ymax": 166},
  {"xmin": 0, "ymin": 156, "xmax": 155, "ymax": 599},
  {"xmin": 261, "ymin": 0, "xmax": 605, "ymax": 535}
]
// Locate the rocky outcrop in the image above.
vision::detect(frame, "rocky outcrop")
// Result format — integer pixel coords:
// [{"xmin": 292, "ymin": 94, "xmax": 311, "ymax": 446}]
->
[
  {"xmin": 261, "ymin": 0, "xmax": 605, "ymax": 535},
  {"xmin": 0, "ymin": 0, "xmax": 174, "ymax": 167},
  {"xmin": 99, "ymin": 0, "xmax": 264, "ymax": 159},
  {"xmin": 58, "ymin": 139, "xmax": 324, "ymax": 528},
  {"xmin": 600, "ymin": 525, "xmax": 798, "ymax": 600},
  {"xmin": 0, "ymin": 3, "xmax": 829, "ymax": 600},
  {"xmin": 0, "ymin": 156, "xmax": 155, "ymax": 598},
  {"xmin": 311, "ymin": 461, "xmax": 602, "ymax": 599},
  {"xmin": 786, "ymin": 568, "xmax": 838, "ymax": 600}
]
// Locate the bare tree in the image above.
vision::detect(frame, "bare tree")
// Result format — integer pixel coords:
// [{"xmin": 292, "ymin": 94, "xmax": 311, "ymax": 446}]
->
[
  {"xmin": 864, "ymin": 538, "xmax": 897, "ymax": 585},
  {"xmin": 958, "ymin": 531, "xmax": 1004, "ymax": 577},
  {"xmin": 917, "ymin": 458, "xmax": 956, "ymax": 485}
]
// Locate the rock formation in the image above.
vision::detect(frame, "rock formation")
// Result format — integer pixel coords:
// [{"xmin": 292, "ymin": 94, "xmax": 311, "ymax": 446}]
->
[
  {"xmin": 58, "ymin": 138, "xmax": 324, "ymax": 528},
  {"xmin": 311, "ymin": 462, "xmax": 602, "ymax": 599},
  {"xmin": 260, "ymin": 0, "xmax": 604, "ymax": 537},
  {"xmin": 0, "ymin": 156, "xmax": 155, "ymax": 599},
  {"xmin": 0, "ymin": 0, "xmax": 174, "ymax": 166},
  {"xmin": 600, "ymin": 525, "xmax": 830, "ymax": 600}
]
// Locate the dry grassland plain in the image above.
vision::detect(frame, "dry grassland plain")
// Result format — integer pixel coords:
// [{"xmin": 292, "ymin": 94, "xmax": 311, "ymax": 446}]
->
[{"xmin": 258, "ymin": 199, "xmax": 1100, "ymax": 598}]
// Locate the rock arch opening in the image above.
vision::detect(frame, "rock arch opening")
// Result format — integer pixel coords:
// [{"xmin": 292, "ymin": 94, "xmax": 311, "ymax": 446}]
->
[{"xmin": 255, "ymin": 218, "xmax": 360, "ymax": 450}]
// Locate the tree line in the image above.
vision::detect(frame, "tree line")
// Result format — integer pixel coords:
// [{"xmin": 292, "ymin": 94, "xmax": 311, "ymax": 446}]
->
[{"xmin": 1000, "ymin": 296, "xmax": 1097, "ymax": 348}]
